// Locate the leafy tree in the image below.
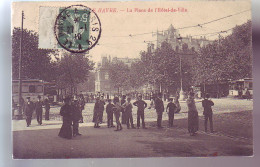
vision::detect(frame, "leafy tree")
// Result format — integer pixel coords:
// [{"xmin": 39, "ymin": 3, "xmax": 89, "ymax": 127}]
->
[
  {"xmin": 127, "ymin": 61, "xmax": 146, "ymax": 90},
  {"xmin": 12, "ymin": 28, "xmax": 55, "ymax": 81},
  {"xmin": 192, "ymin": 20, "xmax": 252, "ymax": 96},
  {"xmin": 55, "ymin": 52, "xmax": 94, "ymax": 94},
  {"xmin": 108, "ymin": 60, "xmax": 130, "ymax": 93}
]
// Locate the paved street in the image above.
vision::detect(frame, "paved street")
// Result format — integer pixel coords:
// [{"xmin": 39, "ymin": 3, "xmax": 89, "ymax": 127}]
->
[{"xmin": 12, "ymin": 98, "xmax": 253, "ymax": 158}]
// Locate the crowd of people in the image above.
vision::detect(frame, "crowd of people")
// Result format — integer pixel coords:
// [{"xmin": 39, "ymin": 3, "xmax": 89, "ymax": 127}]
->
[
  {"xmin": 22, "ymin": 95, "xmax": 50, "ymax": 127},
  {"xmin": 57, "ymin": 91, "xmax": 215, "ymax": 139},
  {"xmin": 16, "ymin": 89, "xmax": 215, "ymax": 139}
]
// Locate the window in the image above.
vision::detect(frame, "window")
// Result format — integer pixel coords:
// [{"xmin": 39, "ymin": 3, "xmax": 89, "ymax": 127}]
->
[
  {"xmin": 29, "ymin": 85, "xmax": 36, "ymax": 93},
  {"xmin": 105, "ymin": 72, "xmax": 109, "ymax": 80}
]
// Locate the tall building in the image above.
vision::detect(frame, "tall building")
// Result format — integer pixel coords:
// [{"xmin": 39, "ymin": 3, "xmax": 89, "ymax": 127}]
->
[
  {"xmin": 147, "ymin": 24, "xmax": 212, "ymax": 52},
  {"xmin": 95, "ymin": 56, "xmax": 139, "ymax": 93}
]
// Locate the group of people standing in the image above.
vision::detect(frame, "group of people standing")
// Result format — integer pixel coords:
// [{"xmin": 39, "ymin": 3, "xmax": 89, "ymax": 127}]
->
[
  {"xmin": 22, "ymin": 95, "xmax": 50, "ymax": 127},
  {"xmin": 92, "ymin": 94, "xmax": 148, "ymax": 131},
  {"xmin": 58, "ymin": 91, "xmax": 215, "ymax": 139}
]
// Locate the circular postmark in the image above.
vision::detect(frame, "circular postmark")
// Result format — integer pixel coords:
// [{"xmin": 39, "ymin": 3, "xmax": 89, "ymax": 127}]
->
[{"xmin": 54, "ymin": 5, "xmax": 101, "ymax": 53}]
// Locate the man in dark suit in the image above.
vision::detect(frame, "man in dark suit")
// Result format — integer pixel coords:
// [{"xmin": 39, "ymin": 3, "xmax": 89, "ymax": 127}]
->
[
  {"xmin": 155, "ymin": 93, "xmax": 164, "ymax": 128},
  {"xmin": 202, "ymin": 94, "xmax": 214, "ymax": 133},
  {"xmin": 35, "ymin": 95, "xmax": 43, "ymax": 125},
  {"xmin": 133, "ymin": 94, "xmax": 147, "ymax": 129},
  {"xmin": 23, "ymin": 97, "xmax": 34, "ymax": 127},
  {"xmin": 71, "ymin": 99, "xmax": 82, "ymax": 137}
]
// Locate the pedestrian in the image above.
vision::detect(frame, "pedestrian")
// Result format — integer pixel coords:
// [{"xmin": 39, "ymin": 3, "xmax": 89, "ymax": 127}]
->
[
  {"xmin": 106, "ymin": 99, "xmax": 115, "ymax": 128},
  {"xmin": 23, "ymin": 97, "xmax": 34, "ymax": 127},
  {"xmin": 90, "ymin": 93, "xmax": 94, "ymax": 103},
  {"xmin": 166, "ymin": 98, "xmax": 177, "ymax": 127},
  {"xmin": 71, "ymin": 99, "xmax": 82, "ymax": 137},
  {"xmin": 58, "ymin": 97, "xmax": 73, "ymax": 139},
  {"xmin": 122, "ymin": 97, "xmax": 136, "ymax": 129},
  {"xmin": 202, "ymin": 94, "xmax": 214, "ymax": 133},
  {"xmin": 174, "ymin": 95, "xmax": 181, "ymax": 113},
  {"xmin": 187, "ymin": 92, "xmax": 199, "ymax": 136},
  {"xmin": 44, "ymin": 96, "xmax": 50, "ymax": 120},
  {"xmin": 35, "ymin": 95, "xmax": 43, "ymax": 125},
  {"xmin": 245, "ymin": 88, "xmax": 251, "ymax": 100},
  {"xmin": 93, "ymin": 97, "xmax": 101, "ymax": 128},
  {"xmin": 121, "ymin": 95, "xmax": 127, "ymax": 124},
  {"xmin": 133, "ymin": 94, "xmax": 147, "ymax": 129},
  {"xmin": 106, "ymin": 93, "xmax": 110, "ymax": 101},
  {"xmin": 113, "ymin": 97, "xmax": 123, "ymax": 131},
  {"xmin": 155, "ymin": 93, "xmax": 164, "ymax": 128},
  {"xmin": 78, "ymin": 94, "xmax": 85, "ymax": 123},
  {"xmin": 99, "ymin": 95, "xmax": 106, "ymax": 123}
]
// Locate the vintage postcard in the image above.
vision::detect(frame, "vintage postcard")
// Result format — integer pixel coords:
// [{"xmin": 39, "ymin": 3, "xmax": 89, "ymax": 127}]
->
[{"xmin": 11, "ymin": 0, "xmax": 253, "ymax": 158}]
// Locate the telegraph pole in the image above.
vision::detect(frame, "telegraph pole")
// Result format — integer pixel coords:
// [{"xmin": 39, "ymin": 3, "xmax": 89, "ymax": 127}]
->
[{"xmin": 18, "ymin": 11, "xmax": 24, "ymax": 120}]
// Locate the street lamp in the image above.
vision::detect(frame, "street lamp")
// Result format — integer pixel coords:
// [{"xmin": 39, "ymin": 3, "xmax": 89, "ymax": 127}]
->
[{"xmin": 177, "ymin": 36, "xmax": 185, "ymax": 101}]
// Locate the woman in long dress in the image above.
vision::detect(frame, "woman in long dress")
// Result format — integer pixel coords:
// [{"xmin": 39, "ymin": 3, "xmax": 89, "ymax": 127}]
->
[
  {"xmin": 187, "ymin": 92, "xmax": 199, "ymax": 136},
  {"xmin": 58, "ymin": 97, "xmax": 73, "ymax": 139}
]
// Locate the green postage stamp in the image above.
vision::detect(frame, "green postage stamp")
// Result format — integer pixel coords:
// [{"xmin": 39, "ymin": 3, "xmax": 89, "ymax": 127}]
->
[{"xmin": 54, "ymin": 5, "xmax": 101, "ymax": 53}]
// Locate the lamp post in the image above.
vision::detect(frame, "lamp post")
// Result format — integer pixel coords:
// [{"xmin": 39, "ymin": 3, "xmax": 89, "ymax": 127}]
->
[
  {"xmin": 17, "ymin": 11, "xmax": 25, "ymax": 120},
  {"xmin": 177, "ymin": 36, "xmax": 185, "ymax": 101}
]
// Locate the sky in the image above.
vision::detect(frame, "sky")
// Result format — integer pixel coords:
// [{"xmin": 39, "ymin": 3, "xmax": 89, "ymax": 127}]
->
[{"xmin": 11, "ymin": 0, "xmax": 251, "ymax": 63}]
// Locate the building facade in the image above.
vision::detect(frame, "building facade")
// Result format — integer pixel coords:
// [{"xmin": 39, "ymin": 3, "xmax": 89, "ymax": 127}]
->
[
  {"xmin": 147, "ymin": 24, "xmax": 212, "ymax": 53},
  {"xmin": 95, "ymin": 56, "xmax": 139, "ymax": 93}
]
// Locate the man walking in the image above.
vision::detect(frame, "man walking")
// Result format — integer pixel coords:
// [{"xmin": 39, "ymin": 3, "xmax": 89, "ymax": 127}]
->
[
  {"xmin": 72, "ymin": 99, "xmax": 82, "ymax": 137},
  {"xmin": 35, "ymin": 95, "xmax": 43, "ymax": 125},
  {"xmin": 23, "ymin": 97, "xmax": 34, "ymax": 127},
  {"xmin": 155, "ymin": 93, "xmax": 164, "ymax": 128},
  {"xmin": 44, "ymin": 96, "xmax": 50, "ymax": 120},
  {"xmin": 133, "ymin": 94, "xmax": 147, "ymax": 129},
  {"xmin": 202, "ymin": 94, "xmax": 214, "ymax": 133}
]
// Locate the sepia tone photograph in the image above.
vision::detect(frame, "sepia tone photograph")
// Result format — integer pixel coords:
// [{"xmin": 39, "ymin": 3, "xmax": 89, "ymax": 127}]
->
[{"xmin": 11, "ymin": 0, "xmax": 253, "ymax": 159}]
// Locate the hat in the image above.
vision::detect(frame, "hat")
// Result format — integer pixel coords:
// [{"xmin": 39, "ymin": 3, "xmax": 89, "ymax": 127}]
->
[
  {"xmin": 26, "ymin": 97, "xmax": 30, "ymax": 99},
  {"xmin": 37, "ymin": 95, "xmax": 41, "ymax": 98}
]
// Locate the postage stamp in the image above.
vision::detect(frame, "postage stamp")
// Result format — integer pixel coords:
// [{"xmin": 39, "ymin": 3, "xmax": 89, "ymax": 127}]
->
[
  {"xmin": 54, "ymin": 5, "xmax": 101, "ymax": 53},
  {"xmin": 39, "ymin": 5, "xmax": 101, "ymax": 53}
]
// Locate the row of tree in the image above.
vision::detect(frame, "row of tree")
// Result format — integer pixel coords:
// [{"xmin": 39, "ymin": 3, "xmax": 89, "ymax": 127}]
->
[
  {"xmin": 12, "ymin": 20, "xmax": 252, "ymax": 96},
  {"xmin": 12, "ymin": 28, "xmax": 94, "ymax": 95},
  {"xmin": 107, "ymin": 20, "xmax": 252, "ymax": 95}
]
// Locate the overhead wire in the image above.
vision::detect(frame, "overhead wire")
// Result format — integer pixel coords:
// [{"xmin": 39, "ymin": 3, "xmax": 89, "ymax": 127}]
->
[{"xmin": 100, "ymin": 9, "xmax": 250, "ymax": 38}]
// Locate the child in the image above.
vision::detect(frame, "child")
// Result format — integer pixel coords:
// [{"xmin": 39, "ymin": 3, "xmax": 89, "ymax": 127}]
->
[
  {"xmin": 106, "ymin": 99, "xmax": 115, "ymax": 128},
  {"xmin": 122, "ymin": 97, "xmax": 136, "ymax": 129},
  {"xmin": 166, "ymin": 98, "xmax": 177, "ymax": 127},
  {"xmin": 113, "ymin": 97, "xmax": 123, "ymax": 131}
]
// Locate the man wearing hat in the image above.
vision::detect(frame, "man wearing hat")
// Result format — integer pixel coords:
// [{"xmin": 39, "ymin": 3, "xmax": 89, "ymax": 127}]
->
[
  {"xmin": 23, "ymin": 97, "xmax": 34, "ymax": 127},
  {"xmin": 71, "ymin": 97, "xmax": 82, "ymax": 136},
  {"xmin": 35, "ymin": 95, "xmax": 43, "ymax": 125},
  {"xmin": 133, "ymin": 94, "xmax": 147, "ymax": 129},
  {"xmin": 155, "ymin": 93, "xmax": 165, "ymax": 128}
]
